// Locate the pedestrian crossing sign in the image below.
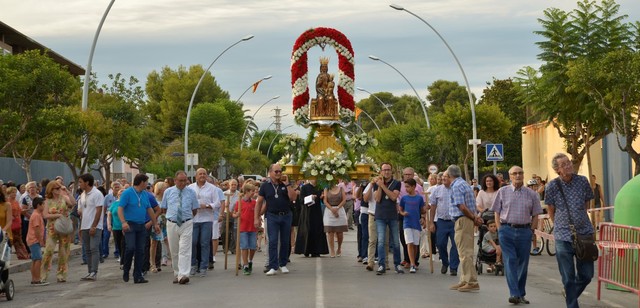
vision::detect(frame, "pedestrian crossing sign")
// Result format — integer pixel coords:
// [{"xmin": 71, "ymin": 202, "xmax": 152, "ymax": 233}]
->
[{"xmin": 486, "ymin": 144, "xmax": 504, "ymax": 161}]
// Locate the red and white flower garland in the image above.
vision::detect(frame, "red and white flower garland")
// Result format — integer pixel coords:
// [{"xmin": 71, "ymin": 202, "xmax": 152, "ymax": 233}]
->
[{"xmin": 291, "ymin": 27, "xmax": 355, "ymax": 119}]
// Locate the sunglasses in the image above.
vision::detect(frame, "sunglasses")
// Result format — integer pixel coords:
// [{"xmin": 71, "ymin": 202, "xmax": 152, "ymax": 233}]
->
[{"xmin": 274, "ymin": 170, "xmax": 283, "ymax": 174}]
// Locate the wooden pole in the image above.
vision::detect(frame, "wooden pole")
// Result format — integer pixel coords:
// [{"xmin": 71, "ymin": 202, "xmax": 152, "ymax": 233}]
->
[
  {"xmin": 235, "ymin": 198, "xmax": 242, "ymax": 276},
  {"xmin": 224, "ymin": 194, "xmax": 231, "ymax": 270},
  {"xmin": 426, "ymin": 208, "xmax": 434, "ymax": 273}
]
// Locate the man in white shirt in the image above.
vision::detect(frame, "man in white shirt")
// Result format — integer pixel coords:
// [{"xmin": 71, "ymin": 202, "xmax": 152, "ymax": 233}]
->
[
  {"xmin": 78, "ymin": 173, "xmax": 105, "ymax": 281},
  {"xmin": 188, "ymin": 168, "xmax": 219, "ymax": 277}
]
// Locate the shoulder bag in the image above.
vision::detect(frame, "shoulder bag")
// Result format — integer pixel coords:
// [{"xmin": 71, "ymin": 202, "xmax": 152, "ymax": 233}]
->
[
  {"xmin": 555, "ymin": 179, "xmax": 599, "ymax": 262},
  {"xmin": 54, "ymin": 215, "xmax": 74, "ymax": 235}
]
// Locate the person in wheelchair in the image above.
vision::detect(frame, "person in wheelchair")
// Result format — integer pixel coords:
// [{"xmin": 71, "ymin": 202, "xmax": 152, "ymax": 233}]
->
[{"xmin": 480, "ymin": 220, "xmax": 502, "ymax": 273}]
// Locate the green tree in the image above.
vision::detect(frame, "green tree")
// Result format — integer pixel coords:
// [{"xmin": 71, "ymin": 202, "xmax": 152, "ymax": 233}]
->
[
  {"xmin": 479, "ymin": 78, "xmax": 525, "ymax": 167},
  {"xmin": 144, "ymin": 65, "xmax": 229, "ymax": 140},
  {"xmin": 427, "ymin": 80, "xmax": 476, "ymax": 115},
  {"xmin": 373, "ymin": 121, "xmax": 438, "ymax": 175},
  {"xmin": 567, "ymin": 49, "xmax": 640, "ymax": 175},
  {"xmin": 520, "ymin": 0, "xmax": 632, "ymax": 170},
  {"xmin": 433, "ymin": 102, "xmax": 513, "ymax": 179},
  {"xmin": 0, "ymin": 50, "xmax": 78, "ymax": 155}
]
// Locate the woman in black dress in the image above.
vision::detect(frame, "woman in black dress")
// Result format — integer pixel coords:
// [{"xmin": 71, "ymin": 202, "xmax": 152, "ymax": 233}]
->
[{"xmin": 294, "ymin": 180, "xmax": 329, "ymax": 257}]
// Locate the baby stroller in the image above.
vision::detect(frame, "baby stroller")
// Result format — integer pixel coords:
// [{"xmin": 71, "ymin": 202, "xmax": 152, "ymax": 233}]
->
[
  {"xmin": 0, "ymin": 230, "xmax": 14, "ymax": 300},
  {"xmin": 475, "ymin": 211, "xmax": 503, "ymax": 276}
]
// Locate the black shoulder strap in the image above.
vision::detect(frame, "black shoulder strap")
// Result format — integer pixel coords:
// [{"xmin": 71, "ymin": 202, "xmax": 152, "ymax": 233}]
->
[{"xmin": 555, "ymin": 178, "xmax": 577, "ymax": 234}]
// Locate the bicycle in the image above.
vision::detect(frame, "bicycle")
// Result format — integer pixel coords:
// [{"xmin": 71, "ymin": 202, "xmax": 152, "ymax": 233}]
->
[{"xmin": 531, "ymin": 214, "xmax": 555, "ymax": 256}]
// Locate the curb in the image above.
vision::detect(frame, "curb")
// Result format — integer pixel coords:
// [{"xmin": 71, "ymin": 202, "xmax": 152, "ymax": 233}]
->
[{"xmin": 9, "ymin": 244, "xmax": 83, "ymax": 274}]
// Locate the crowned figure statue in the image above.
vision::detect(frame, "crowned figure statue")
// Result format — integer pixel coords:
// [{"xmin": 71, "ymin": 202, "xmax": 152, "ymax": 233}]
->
[{"xmin": 311, "ymin": 57, "xmax": 338, "ymax": 120}]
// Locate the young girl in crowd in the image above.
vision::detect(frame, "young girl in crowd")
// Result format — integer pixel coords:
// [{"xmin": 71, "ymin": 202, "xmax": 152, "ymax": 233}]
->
[{"xmin": 233, "ymin": 183, "xmax": 257, "ymax": 275}]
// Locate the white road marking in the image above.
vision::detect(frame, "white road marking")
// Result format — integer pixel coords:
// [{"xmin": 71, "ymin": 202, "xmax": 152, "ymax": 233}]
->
[{"xmin": 315, "ymin": 258, "xmax": 324, "ymax": 308}]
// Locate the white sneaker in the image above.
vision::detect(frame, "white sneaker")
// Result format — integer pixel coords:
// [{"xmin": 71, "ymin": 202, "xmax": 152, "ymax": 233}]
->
[
  {"xmin": 265, "ymin": 269, "xmax": 277, "ymax": 276},
  {"xmin": 362, "ymin": 257, "xmax": 368, "ymax": 264},
  {"xmin": 280, "ymin": 266, "xmax": 289, "ymax": 274}
]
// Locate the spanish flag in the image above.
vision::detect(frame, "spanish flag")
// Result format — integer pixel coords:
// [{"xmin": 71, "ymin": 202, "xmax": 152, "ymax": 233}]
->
[
  {"xmin": 252, "ymin": 80, "xmax": 263, "ymax": 93},
  {"xmin": 355, "ymin": 107, "xmax": 362, "ymax": 120}
]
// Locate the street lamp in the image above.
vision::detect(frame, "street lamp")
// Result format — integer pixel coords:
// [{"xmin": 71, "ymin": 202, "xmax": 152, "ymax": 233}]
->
[
  {"xmin": 356, "ymin": 87, "xmax": 398, "ymax": 125},
  {"xmin": 358, "ymin": 107, "xmax": 381, "ymax": 133},
  {"xmin": 256, "ymin": 115, "xmax": 290, "ymax": 150},
  {"xmin": 80, "ymin": 0, "xmax": 115, "ymax": 173},
  {"xmin": 266, "ymin": 125, "xmax": 294, "ymax": 158},
  {"xmin": 240, "ymin": 95, "xmax": 280, "ymax": 149},
  {"xmin": 234, "ymin": 75, "xmax": 273, "ymax": 104},
  {"xmin": 390, "ymin": 4, "xmax": 479, "ymax": 181},
  {"xmin": 368, "ymin": 55, "xmax": 430, "ymax": 128},
  {"xmin": 184, "ymin": 34, "xmax": 254, "ymax": 171}
]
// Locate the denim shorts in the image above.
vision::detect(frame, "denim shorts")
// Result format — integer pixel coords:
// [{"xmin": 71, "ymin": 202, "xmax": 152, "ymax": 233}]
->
[
  {"xmin": 239, "ymin": 232, "xmax": 257, "ymax": 250},
  {"xmin": 30, "ymin": 243, "xmax": 42, "ymax": 261}
]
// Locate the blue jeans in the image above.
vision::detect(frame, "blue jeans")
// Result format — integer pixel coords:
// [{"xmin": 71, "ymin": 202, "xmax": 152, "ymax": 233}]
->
[
  {"xmin": 266, "ymin": 212, "xmax": 292, "ymax": 270},
  {"xmin": 359, "ymin": 212, "xmax": 369, "ymax": 259},
  {"xmin": 191, "ymin": 222, "xmax": 213, "ymax": 270},
  {"xmin": 123, "ymin": 222, "xmax": 147, "ymax": 280},
  {"xmin": 436, "ymin": 219, "xmax": 459, "ymax": 270},
  {"xmin": 498, "ymin": 225, "xmax": 532, "ymax": 297},
  {"xmin": 100, "ymin": 215, "xmax": 111, "ymax": 257},
  {"xmin": 555, "ymin": 239, "xmax": 594, "ymax": 308},
  {"xmin": 376, "ymin": 218, "xmax": 401, "ymax": 269}
]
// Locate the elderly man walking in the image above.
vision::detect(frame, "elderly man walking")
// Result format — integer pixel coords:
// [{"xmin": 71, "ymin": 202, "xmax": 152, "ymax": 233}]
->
[
  {"xmin": 430, "ymin": 171, "xmax": 460, "ymax": 276},
  {"xmin": 545, "ymin": 153, "xmax": 595, "ymax": 308},
  {"xmin": 161, "ymin": 171, "xmax": 199, "ymax": 284},
  {"xmin": 447, "ymin": 165, "xmax": 484, "ymax": 292},
  {"xmin": 492, "ymin": 166, "xmax": 543, "ymax": 304},
  {"xmin": 188, "ymin": 168, "xmax": 219, "ymax": 277}
]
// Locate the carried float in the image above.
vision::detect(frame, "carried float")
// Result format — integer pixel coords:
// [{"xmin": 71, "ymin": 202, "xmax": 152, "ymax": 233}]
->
[{"xmin": 281, "ymin": 27, "xmax": 377, "ymax": 187}]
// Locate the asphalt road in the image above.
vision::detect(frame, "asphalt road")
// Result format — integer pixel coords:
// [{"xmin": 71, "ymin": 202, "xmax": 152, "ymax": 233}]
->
[{"xmin": 1, "ymin": 231, "xmax": 636, "ymax": 308}]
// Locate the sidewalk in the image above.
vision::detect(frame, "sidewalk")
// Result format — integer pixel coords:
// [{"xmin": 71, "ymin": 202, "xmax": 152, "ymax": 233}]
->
[{"xmin": 8, "ymin": 243, "xmax": 83, "ymax": 274}]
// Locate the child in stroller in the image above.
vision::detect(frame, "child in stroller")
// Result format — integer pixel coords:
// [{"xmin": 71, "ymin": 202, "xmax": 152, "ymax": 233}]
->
[{"xmin": 476, "ymin": 217, "xmax": 503, "ymax": 276}]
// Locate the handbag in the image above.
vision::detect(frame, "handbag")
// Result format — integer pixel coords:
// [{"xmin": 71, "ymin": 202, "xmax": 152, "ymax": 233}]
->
[
  {"xmin": 555, "ymin": 179, "xmax": 599, "ymax": 262},
  {"xmin": 54, "ymin": 215, "xmax": 74, "ymax": 235}
]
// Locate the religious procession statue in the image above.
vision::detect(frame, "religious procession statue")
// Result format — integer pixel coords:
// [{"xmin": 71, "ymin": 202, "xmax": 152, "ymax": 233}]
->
[{"xmin": 311, "ymin": 57, "xmax": 338, "ymax": 119}]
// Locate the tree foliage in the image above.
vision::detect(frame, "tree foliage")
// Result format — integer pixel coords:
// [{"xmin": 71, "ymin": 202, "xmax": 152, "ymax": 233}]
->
[{"xmin": 145, "ymin": 65, "xmax": 229, "ymax": 140}]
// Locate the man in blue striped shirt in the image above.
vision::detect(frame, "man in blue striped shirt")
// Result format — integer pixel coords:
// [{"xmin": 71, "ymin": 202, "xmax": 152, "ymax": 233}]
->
[
  {"xmin": 447, "ymin": 165, "xmax": 484, "ymax": 292},
  {"xmin": 161, "ymin": 171, "xmax": 199, "ymax": 284}
]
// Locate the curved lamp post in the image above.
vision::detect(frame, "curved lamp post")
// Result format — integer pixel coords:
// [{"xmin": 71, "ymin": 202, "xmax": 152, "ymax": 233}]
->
[
  {"xmin": 358, "ymin": 107, "xmax": 381, "ymax": 133},
  {"xmin": 356, "ymin": 87, "xmax": 397, "ymax": 125},
  {"xmin": 266, "ymin": 125, "xmax": 294, "ymax": 158},
  {"xmin": 368, "ymin": 55, "xmax": 430, "ymax": 129},
  {"xmin": 390, "ymin": 4, "xmax": 479, "ymax": 181},
  {"xmin": 240, "ymin": 95, "xmax": 280, "ymax": 149},
  {"xmin": 256, "ymin": 115, "xmax": 289, "ymax": 150},
  {"xmin": 184, "ymin": 34, "xmax": 254, "ymax": 171},
  {"xmin": 80, "ymin": 0, "xmax": 115, "ymax": 173},
  {"xmin": 234, "ymin": 75, "xmax": 273, "ymax": 104}
]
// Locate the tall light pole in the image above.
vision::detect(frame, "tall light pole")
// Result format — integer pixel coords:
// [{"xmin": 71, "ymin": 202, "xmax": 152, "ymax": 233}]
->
[
  {"xmin": 356, "ymin": 87, "xmax": 398, "ymax": 125},
  {"xmin": 234, "ymin": 75, "xmax": 273, "ymax": 104},
  {"xmin": 358, "ymin": 108, "xmax": 381, "ymax": 133},
  {"xmin": 266, "ymin": 125, "xmax": 294, "ymax": 158},
  {"xmin": 256, "ymin": 114, "xmax": 289, "ymax": 150},
  {"xmin": 184, "ymin": 34, "xmax": 254, "ymax": 171},
  {"xmin": 240, "ymin": 95, "xmax": 280, "ymax": 149},
  {"xmin": 81, "ymin": 0, "xmax": 115, "ymax": 173},
  {"xmin": 368, "ymin": 55, "xmax": 430, "ymax": 128},
  {"xmin": 390, "ymin": 4, "xmax": 479, "ymax": 181}
]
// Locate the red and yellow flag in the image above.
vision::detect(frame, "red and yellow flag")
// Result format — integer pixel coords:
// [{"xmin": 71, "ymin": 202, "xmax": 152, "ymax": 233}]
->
[
  {"xmin": 355, "ymin": 107, "xmax": 362, "ymax": 120},
  {"xmin": 252, "ymin": 80, "xmax": 263, "ymax": 93}
]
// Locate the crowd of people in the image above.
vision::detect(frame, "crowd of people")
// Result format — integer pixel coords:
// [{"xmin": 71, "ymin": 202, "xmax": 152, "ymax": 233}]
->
[{"xmin": 0, "ymin": 153, "xmax": 597, "ymax": 307}]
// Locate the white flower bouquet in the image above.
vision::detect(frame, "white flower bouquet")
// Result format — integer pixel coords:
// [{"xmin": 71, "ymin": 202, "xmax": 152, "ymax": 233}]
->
[
  {"xmin": 301, "ymin": 148, "xmax": 352, "ymax": 188},
  {"xmin": 349, "ymin": 133, "xmax": 379, "ymax": 156}
]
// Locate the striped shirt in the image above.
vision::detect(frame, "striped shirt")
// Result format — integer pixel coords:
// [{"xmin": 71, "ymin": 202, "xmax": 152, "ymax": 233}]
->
[
  {"xmin": 449, "ymin": 177, "xmax": 477, "ymax": 218},
  {"xmin": 491, "ymin": 184, "xmax": 543, "ymax": 225}
]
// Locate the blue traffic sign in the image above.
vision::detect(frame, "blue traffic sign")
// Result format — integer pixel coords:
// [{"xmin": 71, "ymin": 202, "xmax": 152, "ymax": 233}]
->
[{"xmin": 486, "ymin": 144, "xmax": 504, "ymax": 161}]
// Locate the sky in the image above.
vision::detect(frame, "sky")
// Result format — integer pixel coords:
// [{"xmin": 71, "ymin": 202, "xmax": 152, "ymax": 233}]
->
[{"xmin": 2, "ymin": 0, "xmax": 640, "ymax": 137}]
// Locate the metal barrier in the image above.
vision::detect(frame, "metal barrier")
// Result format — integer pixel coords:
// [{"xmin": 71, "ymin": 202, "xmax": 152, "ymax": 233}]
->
[{"xmin": 597, "ymin": 222, "xmax": 640, "ymax": 308}]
